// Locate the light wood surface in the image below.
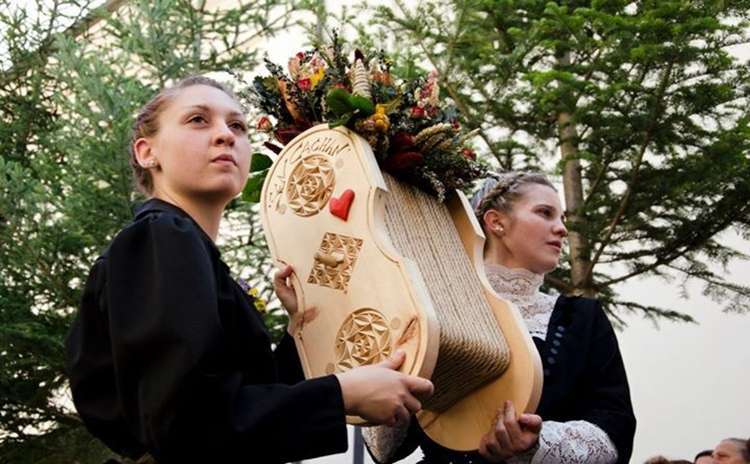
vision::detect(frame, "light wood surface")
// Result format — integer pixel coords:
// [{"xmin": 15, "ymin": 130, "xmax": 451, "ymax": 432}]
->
[
  {"xmin": 260, "ymin": 125, "xmax": 440, "ymax": 391},
  {"xmin": 416, "ymin": 192, "xmax": 543, "ymax": 451},
  {"xmin": 260, "ymin": 125, "xmax": 542, "ymax": 450}
]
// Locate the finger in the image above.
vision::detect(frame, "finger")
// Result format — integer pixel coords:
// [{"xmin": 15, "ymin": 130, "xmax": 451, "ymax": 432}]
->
[
  {"xmin": 279, "ymin": 264, "xmax": 294, "ymax": 278},
  {"xmin": 273, "ymin": 265, "xmax": 294, "ymax": 286},
  {"xmin": 484, "ymin": 432, "xmax": 505, "ymax": 460},
  {"xmin": 377, "ymin": 349, "xmax": 406, "ymax": 370},
  {"xmin": 478, "ymin": 434, "xmax": 503, "ymax": 463},
  {"xmin": 394, "ymin": 404, "xmax": 410, "ymax": 426},
  {"xmin": 405, "ymin": 376, "xmax": 434, "ymax": 398},
  {"xmin": 403, "ymin": 393, "xmax": 422, "ymax": 414},
  {"xmin": 494, "ymin": 410, "xmax": 513, "ymax": 452},
  {"xmin": 519, "ymin": 414, "xmax": 543, "ymax": 433},
  {"xmin": 503, "ymin": 400, "xmax": 523, "ymax": 448},
  {"xmin": 478, "ymin": 435, "xmax": 490, "ymax": 456}
]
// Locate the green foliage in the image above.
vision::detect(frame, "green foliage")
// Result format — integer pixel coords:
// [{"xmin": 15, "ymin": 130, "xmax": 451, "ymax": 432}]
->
[
  {"xmin": 0, "ymin": 0, "xmax": 314, "ymax": 461},
  {"xmin": 346, "ymin": 0, "xmax": 750, "ymax": 322},
  {"xmin": 248, "ymin": 36, "xmax": 485, "ymax": 200},
  {"xmin": 242, "ymin": 152, "xmax": 273, "ymax": 202},
  {"xmin": 327, "ymin": 88, "xmax": 376, "ymax": 120}
]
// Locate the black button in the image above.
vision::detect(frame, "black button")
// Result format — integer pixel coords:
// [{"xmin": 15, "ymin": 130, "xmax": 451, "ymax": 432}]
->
[
  {"xmin": 550, "ymin": 347, "xmax": 558, "ymax": 355},
  {"xmin": 547, "ymin": 356, "xmax": 556, "ymax": 365},
  {"xmin": 553, "ymin": 339, "xmax": 561, "ymax": 346},
  {"xmin": 557, "ymin": 325, "xmax": 566, "ymax": 332},
  {"xmin": 555, "ymin": 332, "xmax": 564, "ymax": 338},
  {"xmin": 544, "ymin": 368, "xmax": 551, "ymax": 376}
]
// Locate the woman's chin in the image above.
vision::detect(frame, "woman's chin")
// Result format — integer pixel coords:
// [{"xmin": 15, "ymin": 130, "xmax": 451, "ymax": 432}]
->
[
  {"xmin": 196, "ymin": 183, "xmax": 242, "ymax": 204},
  {"xmin": 535, "ymin": 257, "xmax": 559, "ymax": 274}
]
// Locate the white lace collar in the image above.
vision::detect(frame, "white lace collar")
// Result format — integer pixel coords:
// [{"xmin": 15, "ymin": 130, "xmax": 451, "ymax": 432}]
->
[{"xmin": 485, "ymin": 263, "xmax": 556, "ymax": 339}]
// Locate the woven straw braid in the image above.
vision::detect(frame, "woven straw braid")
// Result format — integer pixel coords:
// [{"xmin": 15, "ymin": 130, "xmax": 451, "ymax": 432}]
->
[{"xmin": 383, "ymin": 174, "xmax": 510, "ymax": 412}]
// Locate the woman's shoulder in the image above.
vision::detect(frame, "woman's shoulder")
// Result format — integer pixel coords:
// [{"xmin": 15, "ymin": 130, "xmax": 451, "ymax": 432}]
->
[
  {"xmin": 553, "ymin": 294, "xmax": 613, "ymax": 333},
  {"xmin": 555, "ymin": 294, "xmax": 602, "ymax": 313},
  {"xmin": 123, "ymin": 199, "xmax": 202, "ymax": 238},
  {"xmin": 107, "ymin": 199, "xmax": 214, "ymax": 259}
]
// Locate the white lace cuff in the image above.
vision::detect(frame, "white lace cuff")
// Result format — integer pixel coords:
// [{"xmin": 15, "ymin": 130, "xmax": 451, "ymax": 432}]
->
[{"xmin": 506, "ymin": 420, "xmax": 618, "ymax": 464}]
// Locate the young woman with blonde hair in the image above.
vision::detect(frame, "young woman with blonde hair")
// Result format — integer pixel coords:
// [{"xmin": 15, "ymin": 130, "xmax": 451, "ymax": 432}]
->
[{"xmin": 365, "ymin": 172, "xmax": 635, "ymax": 464}]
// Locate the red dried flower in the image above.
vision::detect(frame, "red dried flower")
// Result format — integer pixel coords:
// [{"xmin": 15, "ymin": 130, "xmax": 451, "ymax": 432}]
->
[
  {"xmin": 275, "ymin": 127, "xmax": 303, "ymax": 145},
  {"xmin": 256, "ymin": 116, "xmax": 273, "ymax": 132},
  {"xmin": 383, "ymin": 151, "xmax": 424, "ymax": 173},
  {"xmin": 391, "ymin": 132, "xmax": 416, "ymax": 152},
  {"xmin": 461, "ymin": 148, "xmax": 476, "ymax": 160},
  {"xmin": 298, "ymin": 78, "xmax": 312, "ymax": 91}
]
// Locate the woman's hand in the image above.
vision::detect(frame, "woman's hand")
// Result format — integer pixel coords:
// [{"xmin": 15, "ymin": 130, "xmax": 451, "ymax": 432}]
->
[
  {"xmin": 273, "ymin": 264, "xmax": 298, "ymax": 315},
  {"xmin": 335, "ymin": 350, "xmax": 434, "ymax": 426},
  {"xmin": 478, "ymin": 400, "xmax": 542, "ymax": 462}
]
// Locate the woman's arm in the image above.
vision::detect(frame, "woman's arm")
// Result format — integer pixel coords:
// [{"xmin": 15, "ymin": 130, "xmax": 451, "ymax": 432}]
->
[
  {"xmin": 507, "ymin": 420, "xmax": 617, "ymax": 464},
  {"xmin": 516, "ymin": 300, "xmax": 635, "ymax": 464},
  {"xmin": 484, "ymin": 300, "xmax": 634, "ymax": 464},
  {"xmin": 575, "ymin": 302, "xmax": 637, "ymax": 464},
  {"xmin": 71, "ymin": 213, "xmax": 348, "ymax": 463}
]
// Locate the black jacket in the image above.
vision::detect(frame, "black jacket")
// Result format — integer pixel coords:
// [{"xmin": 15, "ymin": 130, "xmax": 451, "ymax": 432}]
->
[
  {"xmin": 65, "ymin": 199, "xmax": 347, "ymax": 463},
  {"xmin": 393, "ymin": 295, "xmax": 636, "ymax": 464}
]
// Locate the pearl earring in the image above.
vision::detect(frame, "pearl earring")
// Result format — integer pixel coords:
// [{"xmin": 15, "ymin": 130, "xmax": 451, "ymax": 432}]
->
[{"xmin": 144, "ymin": 160, "xmax": 158, "ymax": 168}]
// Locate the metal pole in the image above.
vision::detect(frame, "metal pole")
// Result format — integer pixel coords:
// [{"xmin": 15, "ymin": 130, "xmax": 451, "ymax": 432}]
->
[{"xmin": 353, "ymin": 426, "xmax": 364, "ymax": 464}]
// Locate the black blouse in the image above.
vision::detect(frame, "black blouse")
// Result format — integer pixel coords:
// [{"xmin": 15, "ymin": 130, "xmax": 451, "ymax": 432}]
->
[
  {"xmin": 65, "ymin": 199, "xmax": 348, "ymax": 463},
  {"xmin": 389, "ymin": 295, "xmax": 636, "ymax": 464}
]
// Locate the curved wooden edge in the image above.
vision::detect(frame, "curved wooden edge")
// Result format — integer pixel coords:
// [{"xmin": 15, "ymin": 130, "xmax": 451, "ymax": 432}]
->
[
  {"xmin": 416, "ymin": 191, "xmax": 543, "ymax": 451},
  {"xmin": 365, "ymin": 161, "xmax": 440, "ymax": 385},
  {"xmin": 258, "ymin": 124, "xmax": 440, "ymax": 408}
]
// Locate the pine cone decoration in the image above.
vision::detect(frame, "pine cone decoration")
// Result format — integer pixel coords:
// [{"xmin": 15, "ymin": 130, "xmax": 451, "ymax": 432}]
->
[{"xmin": 351, "ymin": 59, "xmax": 372, "ymax": 100}]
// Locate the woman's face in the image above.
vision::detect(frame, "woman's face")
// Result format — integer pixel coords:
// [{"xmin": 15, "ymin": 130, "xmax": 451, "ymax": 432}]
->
[
  {"xmin": 487, "ymin": 184, "xmax": 568, "ymax": 274},
  {"xmin": 141, "ymin": 84, "xmax": 251, "ymax": 204}
]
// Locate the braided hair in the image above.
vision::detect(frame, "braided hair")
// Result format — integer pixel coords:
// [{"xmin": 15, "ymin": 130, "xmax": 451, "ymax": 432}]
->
[{"xmin": 470, "ymin": 171, "xmax": 556, "ymax": 231}]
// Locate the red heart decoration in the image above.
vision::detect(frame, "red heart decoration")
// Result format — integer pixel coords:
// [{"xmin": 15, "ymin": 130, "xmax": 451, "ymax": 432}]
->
[{"xmin": 329, "ymin": 189, "xmax": 355, "ymax": 221}]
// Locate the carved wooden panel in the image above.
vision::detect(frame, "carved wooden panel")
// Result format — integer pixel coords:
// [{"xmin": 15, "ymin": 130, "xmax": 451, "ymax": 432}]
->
[
  {"xmin": 285, "ymin": 154, "xmax": 336, "ymax": 217},
  {"xmin": 334, "ymin": 308, "xmax": 393, "ymax": 371},
  {"xmin": 307, "ymin": 232, "xmax": 363, "ymax": 292}
]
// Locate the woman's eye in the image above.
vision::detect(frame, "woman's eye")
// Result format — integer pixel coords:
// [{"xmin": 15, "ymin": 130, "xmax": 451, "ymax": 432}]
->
[
  {"xmin": 188, "ymin": 115, "xmax": 207, "ymax": 124},
  {"xmin": 230, "ymin": 121, "xmax": 247, "ymax": 132}
]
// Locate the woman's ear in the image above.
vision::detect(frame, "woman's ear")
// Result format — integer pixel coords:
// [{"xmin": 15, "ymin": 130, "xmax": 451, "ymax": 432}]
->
[
  {"xmin": 133, "ymin": 138, "xmax": 159, "ymax": 169},
  {"xmin": 483, "ymin": 209, "xmax": 508, "ymax": 236}
]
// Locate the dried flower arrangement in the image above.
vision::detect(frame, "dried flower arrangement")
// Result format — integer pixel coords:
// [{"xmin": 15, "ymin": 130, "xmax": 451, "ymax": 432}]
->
[{"xmin": 244, "ymin": 35, "xmax": 484, "ymax": 202}]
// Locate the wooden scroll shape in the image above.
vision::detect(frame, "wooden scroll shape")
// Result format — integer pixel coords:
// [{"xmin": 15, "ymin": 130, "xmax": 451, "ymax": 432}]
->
[
  {"xmin": 416, "ymin": 193, "xmax": 544, "ymax": 450},
  {"xmin": 259, "ymin": 125, "xmax": 542, "ymax": 451}
]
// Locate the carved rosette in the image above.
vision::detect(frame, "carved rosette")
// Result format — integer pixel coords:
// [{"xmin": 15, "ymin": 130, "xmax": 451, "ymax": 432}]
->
[
  {"xmin": 285, "ymin": 154, "xmax": 336, "ymax": 217},
  {"xmin": 335, "ymin": 308, "xmax": 393, "ymax": 371}
]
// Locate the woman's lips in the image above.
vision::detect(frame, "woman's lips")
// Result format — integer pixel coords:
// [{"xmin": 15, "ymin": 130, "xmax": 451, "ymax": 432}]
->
[{"xmin": 212, "ymin": 154, "xmax": 237, "ymax": 166}]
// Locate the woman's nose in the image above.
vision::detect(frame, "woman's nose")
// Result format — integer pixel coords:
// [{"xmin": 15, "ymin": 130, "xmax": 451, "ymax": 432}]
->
[
  {"xmin": 212, "ymin": 123, "xmax": 235, "ymax": 146},
  {"xmin": 555, "ymin": 219, "xmax": 568, "ymax": 237}
]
